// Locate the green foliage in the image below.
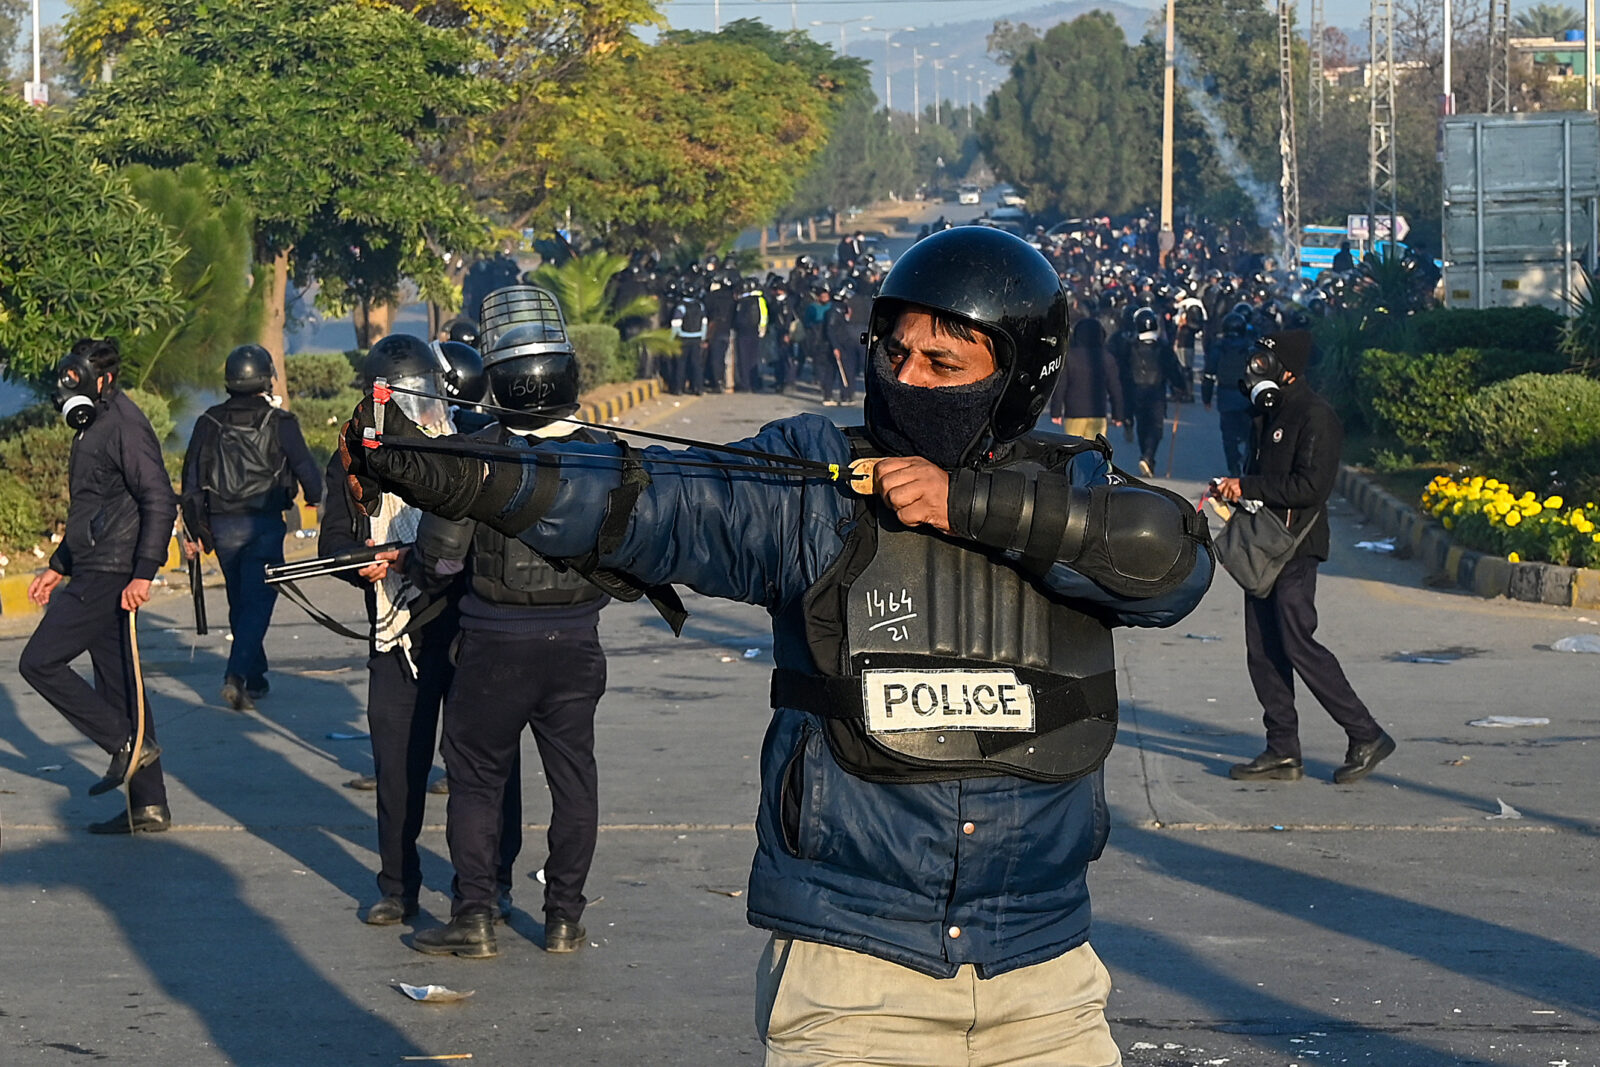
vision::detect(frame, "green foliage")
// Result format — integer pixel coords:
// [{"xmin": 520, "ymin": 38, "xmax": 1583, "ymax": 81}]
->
[
  {"xmin": 0, "ymin": 417, "xmax": 75, "ymax": 538},
  {"xmin": 1358, "ymin": 348, "xmax": 1480, "ymax": 459},
  {"xmin": 789, "ymin": 93, "xmax": 912, "ymax": 222},
  {"xmin": 292, "ymin": 388, "xmax": 363, "ymax": 467},
  {"xmin": 1473, "ymin": 347, "xmax": 1571, "ymax": 385},
  {"xmin": 0, "ymin": 470, "xmax": 45, "ymax": 552},
  {"xmin": 119, "ymin": 164, "xmax": 263, "ymax": 395},
  {"xmin": 73, "ymin": 0, "xmax": 499, "ymax": 311},
  {"xmin": 1514, "ymin": 3, "xmax": 1584, "ymax": 36},
  {"xmin": 0, "ymin": 95, "xmax": 183, "ymax": 381},
  {"xmin": 122, "ymin": 385, "xmax": 173, "ymax": 443},
  {"xmin": 1459, "ymin": 374, "xmax": 1600, "ymax": 494},
  {"xmin": 661, "ymin": 19, "xmax": 869, "ymax": 106},
  {"xmin": 567, "ymin": 324, "xmax": 629, "ymax": 392},
  {"xmin": 529, "ymin": 251, "xmax": 650, "ymax": 327},
  {"xmin": 286, "ymin": 352, "xmax": 358, "ymax": 400},
  {"xmin": 548, "ymin": 35, "xmax": 832, "ymax": 249},
  {"xmin": 1413, "ymin": 306, "xmax": 1565, "ymax": 360},
  {"xmin": 979, "ymin": 13, "xmax": 1157, "ymax": 218},
  {"xmin": 1560, "ymin": 263, "xmax": 1600, "ymax": 375}
]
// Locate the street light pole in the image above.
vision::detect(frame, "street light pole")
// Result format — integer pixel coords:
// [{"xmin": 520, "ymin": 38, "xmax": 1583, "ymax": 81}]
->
[
  {"xmin": 913, "ymin": 49, "xmax": 923, "ymax": 133},
  {"xmin": 1160, "ymin": 0, "xmax": 1177, "ymax": 262},
  {"xmin": 810, "ymin": 15, "xmax": 874, "ymax": 52},
  {"xmin": 863, "ymin": 27, "xmax": 916, "ymax": 114}
]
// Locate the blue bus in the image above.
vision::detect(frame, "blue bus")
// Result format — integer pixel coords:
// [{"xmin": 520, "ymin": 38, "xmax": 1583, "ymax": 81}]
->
[{"xmin": 1300, "ymin": 224, "xmax": 1350, "ymax": 282}]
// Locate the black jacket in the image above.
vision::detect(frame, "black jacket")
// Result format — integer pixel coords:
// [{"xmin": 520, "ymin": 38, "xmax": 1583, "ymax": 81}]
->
[
  {"xmin": 50, "ymin": 389, "xmax": 178, "ymax": 582},
  {"xmin": 1239, "ymin": 382, "xmax": 1341, "ymax": 561},
  {"xmin": 181, "ymin": 394, "xmax": 323, "ymax": 518},
  {"xmin": 1052, "ymin": 324, "xmax": 1125, "ymax": 422}
]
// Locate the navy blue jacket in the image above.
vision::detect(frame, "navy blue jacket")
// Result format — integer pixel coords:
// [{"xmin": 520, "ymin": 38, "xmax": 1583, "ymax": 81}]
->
[{"xmin": 486, "ymin": 414, "xmax": 1209, "ymax": 977}]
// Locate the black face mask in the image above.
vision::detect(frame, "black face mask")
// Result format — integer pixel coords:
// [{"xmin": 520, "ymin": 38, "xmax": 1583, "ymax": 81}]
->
[
  {"xmin": 52, "ymin": 353, "xmax": 102, "ymax": 431},
  {"xmin": 864, "ymin": 349, "xmax": 1007, "ymax": 469}
]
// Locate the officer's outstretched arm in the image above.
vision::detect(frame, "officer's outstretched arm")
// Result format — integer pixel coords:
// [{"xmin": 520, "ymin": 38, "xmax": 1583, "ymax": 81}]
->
[{"xmin": 947, "ymin": 453, "xmax": 1212, "ymax": 606}]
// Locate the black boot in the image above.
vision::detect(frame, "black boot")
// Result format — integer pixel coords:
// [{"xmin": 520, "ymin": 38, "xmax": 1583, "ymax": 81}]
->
[
  {"xmin": 544, "ymin": 917, "xmax": 586, "ymax": 953},
  {"xmin": 363, "ymin": 896, "xmax": 419, "ymax": 925},
  {"xmin": 88, "ymin": 804, "xmax": 171, "ymax": 834},
  {"xmin": 88, "ymin": 740, "xmax": 163, "ymax": 796},
  {"xmin": 1228, "ymin": 750, "xmax": 1304, "ymax": 781},
  {"xmin": 220, "ymin": 675, "xmax": 255, "ymax": 712},
  {"xmin": 412, "ymin": 908, "xmax": 497, "ymax": 958},
  {"xmin": 1333, "ymin": 731, "xmax": 1396, "ymax": 784}
]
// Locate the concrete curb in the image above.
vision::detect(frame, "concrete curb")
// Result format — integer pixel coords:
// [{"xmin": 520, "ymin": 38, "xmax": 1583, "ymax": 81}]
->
[
  {"xmin": 0, "ymin": 380, "xmax": 662, "ymax": 620},
  {"xmin": 1336, "ymin": 465, "xmax": 1600, "ymax": 609}
]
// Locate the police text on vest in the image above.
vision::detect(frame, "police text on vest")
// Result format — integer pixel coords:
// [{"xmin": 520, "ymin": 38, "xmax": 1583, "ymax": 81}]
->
[{"xmin": 862, "ymin": 670, "xmax": 1036, "ymax": 733}]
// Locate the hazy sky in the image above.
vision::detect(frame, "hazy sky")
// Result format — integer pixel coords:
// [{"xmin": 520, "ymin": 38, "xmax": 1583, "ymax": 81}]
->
[{"xmin": 27, "ymin": 0, "xmax": 1427, "ymax": 43}]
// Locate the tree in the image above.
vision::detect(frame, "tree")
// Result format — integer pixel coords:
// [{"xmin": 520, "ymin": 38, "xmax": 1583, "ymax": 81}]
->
[
  {"xmin": 789, "ymin": 92, "xmax": 913, "ymax": 231},
  {"xmin": 70, "ymin": 0, "xmax": 497, "ymax": 390},
  {"xmin": 986, "ymin": 20, "xmax": 1041, "ymax": 65},
  {"xmin": 0, "ymin": 96, "xmax": 182, "ymax": 381},
  {"xmin": 119, "ymin": 164, "xmax": 263, "ymax": 395},
  {"xmin": 528, "ymin": 250, "xmax": 655, "ymax": 326},
  {"xmin": 547, "ymin": 36, "xmax": 833, "ymax": 249},
  {"xmin": 979, "ymin": 14, "xmax": 1158, "ymax": 218},
  {"xmin": 0, "ymin": 0, "xmax": 25, "ymax": 71},
  {"xmin": 1514, "ymin": 3, "xmax": 1583, "ymax": 37}
]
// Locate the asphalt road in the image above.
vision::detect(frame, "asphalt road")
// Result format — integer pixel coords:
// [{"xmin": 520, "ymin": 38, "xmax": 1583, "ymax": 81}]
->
[{"xmin": 1, "ymin": 381, "xmax": 1596, "ymax": 1066}]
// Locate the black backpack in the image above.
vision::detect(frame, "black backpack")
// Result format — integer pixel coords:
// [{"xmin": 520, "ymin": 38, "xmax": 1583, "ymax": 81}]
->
[
  {"xmin": 1128, "ymin": 341, "xmax": 1164, "ymax": 388},
  {"xmin": 198, "ymin": 406, "xmax": 295, "ymax": 514}
]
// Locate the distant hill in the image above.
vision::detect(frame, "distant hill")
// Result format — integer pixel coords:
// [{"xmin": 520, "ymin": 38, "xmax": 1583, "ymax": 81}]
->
[{"xmin": 842, "ymin": 0, "xmax": 1161, "ymax": 105}]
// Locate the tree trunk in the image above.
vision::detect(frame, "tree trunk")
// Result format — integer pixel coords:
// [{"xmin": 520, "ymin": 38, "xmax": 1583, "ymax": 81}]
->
[
  {"xmin": 259, "ymin": 248, "xmax": 291, "ymax": 409},
  {"xmin": 759, "ymin": 226, "xmax": 769, "ymax": 258},
  {"xmin": 777, "ymin": 222, "xmax": 787, "ymax": 249},
  {"xmin": 807, "ymin": 217, "xmax": 817, "ymax": 243}
]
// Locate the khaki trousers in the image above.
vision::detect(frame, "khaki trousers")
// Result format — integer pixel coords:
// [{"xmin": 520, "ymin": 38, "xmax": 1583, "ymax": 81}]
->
[
  {"xmin": 755, "ymin": 937, "xmax": 1122, "ymax": 1067},
  {"xmin": 1062, "ymin": 417, "xmax": 1108, "ymax": 441}
]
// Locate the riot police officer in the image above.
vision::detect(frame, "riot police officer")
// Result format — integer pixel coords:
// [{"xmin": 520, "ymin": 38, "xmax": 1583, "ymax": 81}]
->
[
  {"xmin": 343, "ymin": 228, "xmax": 1213, "ymax": 1062},
  {"xmin": 732, "ymin": 276, "xmax": 768, "ymax": 393},
  {"xmin": 1202, "ymin": 311, "xmax": 1257, "ymax": 477},
  {"xmin": 401, "ymin": 286, "xmax": 612, "ymax": 958},
  {"xmin": 669, "ymin": 286, "xmax": 708, "ymax": 396},
  {"xmin": 180, "ymin": 344, "xmax": 323, "ymax": 711},
  {"xmin": 321, "ymin": 334, "xmax": 463, "ymax": 924},
  {"xmin": 1117, "ymin": 306, "xmax": 1190, "ymax": 476},
  {"xmin": 20, "ymin": 338, "xmax": 179, "ymax": 833}
]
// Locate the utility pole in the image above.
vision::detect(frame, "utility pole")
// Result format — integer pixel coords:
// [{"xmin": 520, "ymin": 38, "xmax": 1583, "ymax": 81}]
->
[
  {"xmin": 1309, "ymin": 0, "xmax": 1325, "ymax": 121},
  {"xmin": 23, "ymin": 0, "xmax": 47, "ymax": 106},
  {"xmin": 1442, "ymin": 0, "xmax": 1454, "ymax": 119},
  {"xmin": 1588, "ymin": 0, "xmax": 1596, "ymax": 111},
  {"xmin": 1278, "ymin": 0, "xmax": 1301, "ymax": 280},
  {"xmin": 912, "ymin": 48, "xmax": 925, "ymax": 134},
  {"xmin": 933, "ymin": 59, "xmax": 944, "ymax": 126},
  {"xmin": 1159, "ymin": 0, "xmax": 1176, "ymax": 264},
  {"xmin": 864, "ymin": 26, "xmax": 915, "ymax": 114},
  {"xmin": 1369, "ymin": 0, "xmax": 1398, "ymax": 253},
  {"xmin": 1487, "ymin": 0, "xmax": 1511, "ymax": 113}
]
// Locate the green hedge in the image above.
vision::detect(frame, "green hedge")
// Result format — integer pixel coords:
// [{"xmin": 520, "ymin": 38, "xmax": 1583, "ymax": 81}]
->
[
  {"xmin": 0, "ymin": 416, "xmax": 74, "ymax": 550},
  {"xmin": 568, "ymin": 323, "xmax": 632, "ymax": 392},
  {"xmin": 292, "ymin": 388, "xmax": 363, "ymax": 467},
  {"xmin": 286, "ymin": 352, "xmax": 357, "ymax": 399},
  {"xmin": 123, "ymin": 386, "xmax": 174, "ymax": 444},
  {"xmin": 1412, "ymin": 306, "xmax": 1563, "ymax": 357},
  {"xmin": 1459, "ymin": 373, "xmax": 1600, "ymax": 494},
  {"xmin": 1473, "ymin": 346, "xmax": 1570, "ymax": 384},
  {"xmin": 0, "ymin": 470, "xmax": 45, "ymax": 551},
  {"xmin": 1358, "ymin": 348, "xmax": 1480, "ymax": 459}
]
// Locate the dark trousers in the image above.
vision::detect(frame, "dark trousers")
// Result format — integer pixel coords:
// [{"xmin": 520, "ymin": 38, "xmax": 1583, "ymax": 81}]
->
[
  {"xmin": 659, "ymin": 352, "xmax": 683, "ymax": 395},
  {"xmin": 441, "ymin": 627, "xmax": 605, "ymax": 922},
  {"xmin": 1244, "ymin": 557, "xmax": 1382, "ymax": 760},
  {"xmin": 1219, "ymin": 408, "xmax": 1252, "ymax": 477},
  {"xmin": 366, "ymin": 638, "xmax": 454, "ymax": 902},
  {"xmin": 734, "ymin": 332, "xmax": 763, "ymax": 392},
  {"xmin": 1130, "ymin": 385, "xmax": 1167, "ymax": 464},
  {"xmin": 211, "ymin": 512, "xmax": 285, "ymax": 686},
  {"xmin": 817, "ymin": 347, "xmax": 855, "ymax": 402},
  {"xmin": 706, "ymin": 325, "xmax": 731, "ymax": 390},
  {"xmin": 19, "ymin": 570, "xmax": 168, "ymax": 808},
  {"xmin": 680, "ymin": 338, "xmax": 706, "ymax": 395},
  {"xmin": 775, "ymin": 340, "xmax": 801, "ymax": 392}
]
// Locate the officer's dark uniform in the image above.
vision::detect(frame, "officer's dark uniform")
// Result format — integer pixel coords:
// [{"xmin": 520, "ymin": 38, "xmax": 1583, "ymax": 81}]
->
[
  {"xmin": 20, "ymin": 361, "xmax": 178, "ymax": 831},
  {"xmin": 347, "ymin": 228, "xmax": 1214, "ymax": 1056},
  {"xmin": 732, "ymin": 282, "xmax": 768, "ymax": 393},
  {"xmin": 818, "ymin": 295, "xmax": 856, "ymax": 404},
  {"xmin": 411, "ymin": 422, "xmax": 610, "ymax": 950},
  {"xmin": 704, "ymin": 271, "xmax": 737, "ymax": 392},
  {"xmin": 670, "ymin": 292, "xmax": 707, "ymax": 396},
  {"xmin": 181, "ymin": 390, "xmax": 322, "ymax": 703},
  {"xmin": 1202, "ymin": 318, "xmax": 1257, "ymax": 477},
  {"xmin": 1116, "ymin": 321, "xmax": 1189, "ymax": 473}
]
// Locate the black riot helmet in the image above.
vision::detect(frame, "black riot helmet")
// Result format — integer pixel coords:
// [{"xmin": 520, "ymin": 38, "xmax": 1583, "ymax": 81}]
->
[
  {"xmin": 478, "ymin": 285, "xmax": 580, "ymax": 429},
  {"xmin": 864, "ymin": 226, "xmax": 1069, "ymax": 467},
  {"xmin": 1132, "ymin": 306, "xmax": 1160, "ymax": 342},
  {"xmin": 1219, "ymin": 311, "xmax": 1249, "ymax": 338},
  {"xmin": 362, "ymin": 333, "xmax": 452, "ymax": 432},
  {"xmin": 224, "ymin": 344, "xmax": 275, "ymax": 395},
  {"xmin": 443, "ymin": 317, "xmax": 480, "ymax": 348},
  {"xmin": 432, "ymin": 340, "xmax": 486, "ymax": 405}
]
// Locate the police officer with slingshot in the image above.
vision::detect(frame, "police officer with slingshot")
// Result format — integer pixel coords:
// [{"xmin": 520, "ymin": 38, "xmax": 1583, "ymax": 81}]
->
[
  {"xmin": 180, "ymin": 344, "xmax": 323, "ymax": 711},
  {"xmin": 405, "ymin": 285, "xmax": 612, "ymax": 959},
  {"xmin": 344, "ymin": 228, "xmax": 1212, "ymax": 1063}
]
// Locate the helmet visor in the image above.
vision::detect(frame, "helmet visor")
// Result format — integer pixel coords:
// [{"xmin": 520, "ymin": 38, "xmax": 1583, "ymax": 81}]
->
[{"xmin": 390, "ymin": 374, "xmax": 451, "ymax": 431}]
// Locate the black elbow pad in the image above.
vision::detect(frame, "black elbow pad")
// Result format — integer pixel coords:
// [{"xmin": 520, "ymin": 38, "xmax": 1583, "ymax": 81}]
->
[{"xmin": 1072, "ymin": 486, "xmax": 1204, "ymax": 598}]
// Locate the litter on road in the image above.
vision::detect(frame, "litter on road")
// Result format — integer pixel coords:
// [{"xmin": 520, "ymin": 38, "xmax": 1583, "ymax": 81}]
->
[
  {"xmin": 396, "ymin": 983, "xmax": 475, "ymax": 1004},
  {"xmin": 1354, "ymin": 538, "xmax": 1397, "ymax": 552},
  {"xmin": 1468, "ymin": 716, "xmax": 1551, "ymax": 728},
  {"xmin": 1486, "ymin": 798, "xmax": 1524, "ymax": 820},
  {"xmin": 1551, "ymin": 634, "xmax": 1600, "ymax": 653}
]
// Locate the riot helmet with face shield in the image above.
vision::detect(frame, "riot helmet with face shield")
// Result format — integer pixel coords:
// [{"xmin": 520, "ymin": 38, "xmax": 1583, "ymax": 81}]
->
[
  {"xmin": 477, "ymin": 285, "xmax": 580, "ymax": 430},
  {"xmin": 361, "ymin": 334, "xmax": 453, "ymax": 434}
]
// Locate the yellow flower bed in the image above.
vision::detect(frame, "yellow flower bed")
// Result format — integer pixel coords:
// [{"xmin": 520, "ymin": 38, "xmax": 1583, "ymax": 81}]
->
[{"xmin": 1422, "ymin": 475, "xmax": 1600, "ymax": 569}]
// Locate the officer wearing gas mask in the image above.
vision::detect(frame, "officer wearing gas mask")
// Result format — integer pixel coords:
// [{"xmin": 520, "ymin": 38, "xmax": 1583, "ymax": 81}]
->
[
  {"xmin": 320, "ymin": 334, "xmax": 464, "ymax": 925},
  {"xmin": 1212, "ymin": 331, "xmax": 1394, "ymax": 785},
  {"xmin": 180, "ymin": 344, "xmax": 323, "ymax": 711},
  {"xmin": 343, "ymin": 228, "xmax": 1212, "ymax": 1063},
  {"xmin": 403, "ymin": 285, "xmax": 613, "ymax": 959},
  {"xmin": 20, "ymin": 338, "xmax": 179, "ymax": 833}
]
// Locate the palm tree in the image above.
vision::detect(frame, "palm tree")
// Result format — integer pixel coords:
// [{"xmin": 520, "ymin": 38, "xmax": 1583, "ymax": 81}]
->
[
  {"xmin": 1513, "ymin": 4, "xmax": 1583, "ymax": 38},
  {"xmin": 528, "ymin": 250, "xmax": 655, "ymax": 327}
]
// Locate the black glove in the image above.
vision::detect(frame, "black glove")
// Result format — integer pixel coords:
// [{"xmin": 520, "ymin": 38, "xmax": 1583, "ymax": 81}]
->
[{"xmin": 340, "ymin": 395, "xmax": 484, "ymax": 518}]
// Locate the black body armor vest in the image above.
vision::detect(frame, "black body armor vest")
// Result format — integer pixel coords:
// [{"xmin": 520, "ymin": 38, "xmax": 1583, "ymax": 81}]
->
[
  {"xmin": 774, "ymin": 437, "xmax": 1119, "ymax": 785},
  {"xmin": 468, "ymin": 426, "xmax": 608, "ymax": 609}
]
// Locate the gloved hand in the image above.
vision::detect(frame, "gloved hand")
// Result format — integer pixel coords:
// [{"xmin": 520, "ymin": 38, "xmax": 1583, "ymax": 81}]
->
[{"xmin": 340, "ymin": 394, "xmax": 484, "ymax": 519}]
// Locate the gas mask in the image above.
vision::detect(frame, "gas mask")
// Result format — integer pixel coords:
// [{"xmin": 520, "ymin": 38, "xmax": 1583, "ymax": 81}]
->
[
  {"xmin": 1239, "ymin": 350, "xmax": 1286, "ymax": 412},
  {"xmin": 52, "ymin": 353, "xmax": 103, "ymax": 431}
]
